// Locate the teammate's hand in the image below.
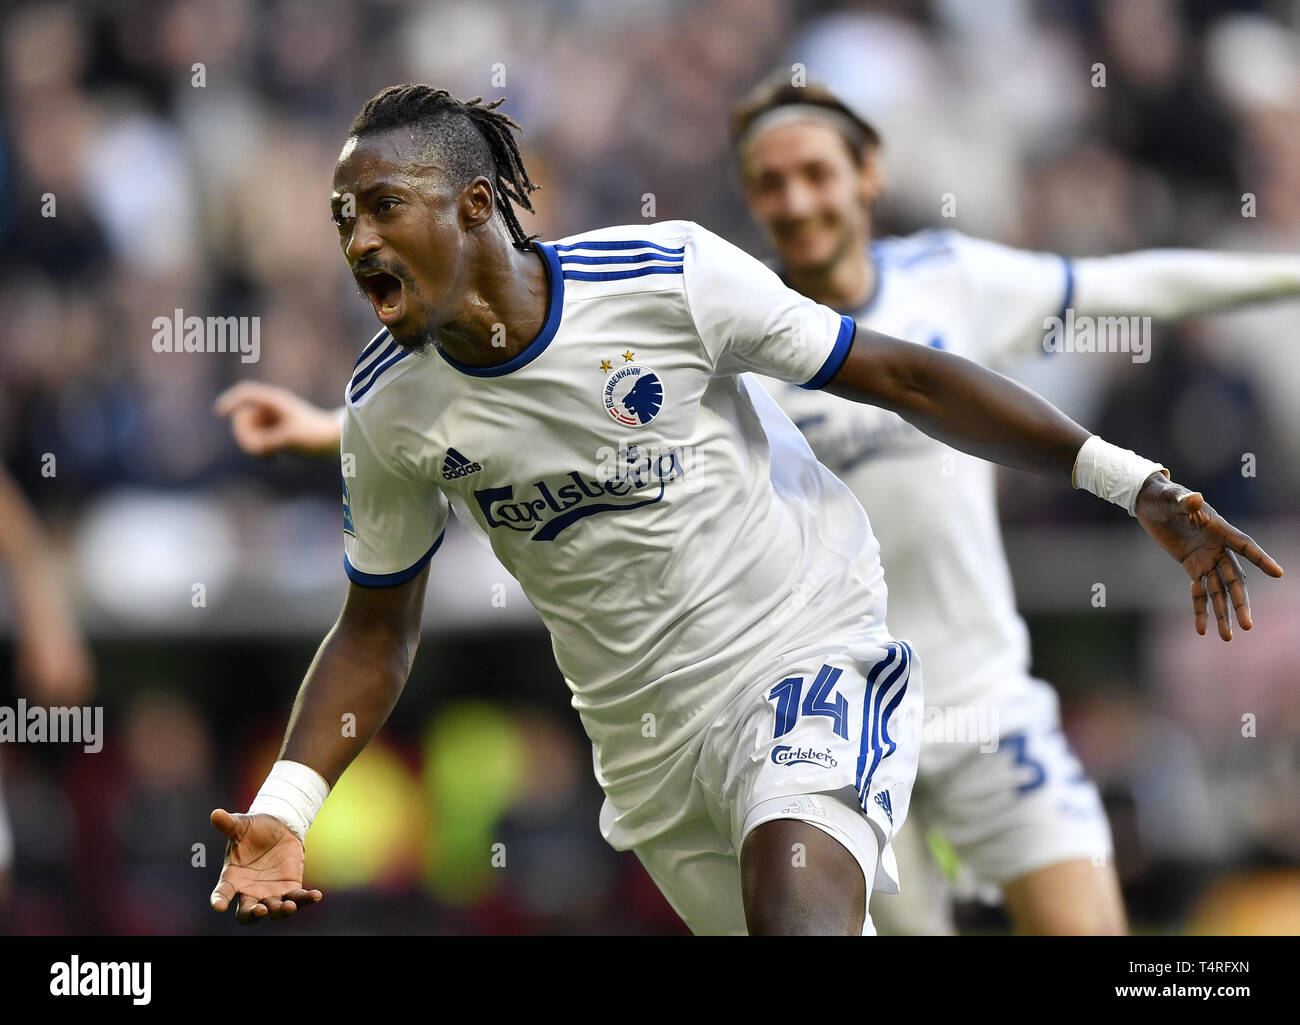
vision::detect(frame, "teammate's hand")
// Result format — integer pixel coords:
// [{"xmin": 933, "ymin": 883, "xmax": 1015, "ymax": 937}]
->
[
  {"xmin": 1135, "ymin": 474, "xmax": 1283, "ymax": 640},
  {"xmin": 214, "ymin": 382, "xmax": 342, "ymax": 458},
  {"xmin": 209, "ymin": 808, "xmax": 323, "ymax": 925}
]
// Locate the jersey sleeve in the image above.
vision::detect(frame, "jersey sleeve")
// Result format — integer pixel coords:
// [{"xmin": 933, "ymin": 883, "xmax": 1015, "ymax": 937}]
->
[
  {"xmin": 340, "ymin": 402, "xmax": 448, "ymax": 587},
  {"xmin": 682, "ymin": 223, "xmax": 856, "ymax": 388},
  {"xmin": 947, "ymin": 232, "xmax": 1074, "ymax": 366}
]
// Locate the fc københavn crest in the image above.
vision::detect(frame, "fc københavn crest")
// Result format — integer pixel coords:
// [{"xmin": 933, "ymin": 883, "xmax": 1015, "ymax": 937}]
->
[{"xmin": 603, "ymin": 364, "xmax": 663, "ymax": 428}]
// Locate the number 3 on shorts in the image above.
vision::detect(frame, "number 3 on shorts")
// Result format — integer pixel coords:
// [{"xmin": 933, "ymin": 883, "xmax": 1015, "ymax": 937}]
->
[
  {"xmin": 1003, "ymin": 733, "xmax": 1047, "ymax": 795},
  {"xmin": 768, "ymin": 664, "xmax": 850, "ymax": 740}
]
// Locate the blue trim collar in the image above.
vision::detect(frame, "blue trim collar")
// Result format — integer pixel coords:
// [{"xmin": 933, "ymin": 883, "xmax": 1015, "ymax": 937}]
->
[{"xmin": 436, "ymin": 242, "xmax": 565, "ymax": 378}]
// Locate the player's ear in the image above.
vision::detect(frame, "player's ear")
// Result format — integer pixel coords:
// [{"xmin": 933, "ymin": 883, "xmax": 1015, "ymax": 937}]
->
[
  {"xmin": 857, "ymin": 147, "xmax": 883, "ymax": 205},
  {"xmin": 460, "ymin": 176, "xmax": 495, "ymax": 231}
]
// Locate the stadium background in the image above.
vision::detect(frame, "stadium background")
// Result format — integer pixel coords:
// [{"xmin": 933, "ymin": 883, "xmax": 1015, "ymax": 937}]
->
[{"xmin": 1, "ymin": 0, "xmax": 1298, "ymax": 935}]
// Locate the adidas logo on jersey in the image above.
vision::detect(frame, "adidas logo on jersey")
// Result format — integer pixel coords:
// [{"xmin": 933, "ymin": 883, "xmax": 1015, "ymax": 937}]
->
[
  {"xmin": 873, "ymin": 789, "xmax": 894, "ymax": 826},
  {"xmin": 441, "ymin": 447, "xmax": 482, "ymax": 480}
]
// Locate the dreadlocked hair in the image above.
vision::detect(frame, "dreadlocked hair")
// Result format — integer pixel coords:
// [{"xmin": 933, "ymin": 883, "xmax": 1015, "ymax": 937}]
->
[{"xmin": 349, "ymin": 84, "xmax": 542, "ymax": 250}]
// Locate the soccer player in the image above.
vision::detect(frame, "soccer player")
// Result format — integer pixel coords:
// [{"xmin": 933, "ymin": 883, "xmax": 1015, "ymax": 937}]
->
[
  {"xmin": 208, "ymin": 85, "xmax": 1281, "ymax": 936},
  {"xmin": 730, "ymin": 75, "xmax": 1300, "ymax": 934},
  {"xmin": 0, "ymin": 467, "xmax": 95, "ymax": 906}
]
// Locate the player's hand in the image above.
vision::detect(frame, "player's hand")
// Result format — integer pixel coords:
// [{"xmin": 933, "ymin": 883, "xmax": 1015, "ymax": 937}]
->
[
  {"xmin": 1134, "ymin": 474, "xmax": 1283, "ymax": 640},
  {"xmin": 214, "ymin": 381, "xmax": 342, "ymax": 458},
  {"xmin": 209, "ymin": 808, "xmax": 323, "ymax": 925}
]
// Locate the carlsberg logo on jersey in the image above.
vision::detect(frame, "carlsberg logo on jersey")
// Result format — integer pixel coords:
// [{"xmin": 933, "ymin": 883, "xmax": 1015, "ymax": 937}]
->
[
  {"xmin": 474, "ymin": 445, "xmax": 686, "ymax": 542},
  {"xmin": 771, "ymin": 745, "xmax": 839, "ymax": 769}
]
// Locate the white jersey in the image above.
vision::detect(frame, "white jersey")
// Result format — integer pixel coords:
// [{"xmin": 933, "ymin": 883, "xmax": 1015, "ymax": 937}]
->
[
  {"xmin": 759, "ymin": 229, "xmax": 1073, "ymax": 707},
  {"xmin": 341, "ymin": 220, "xmax": 889, "ymax": 822}
]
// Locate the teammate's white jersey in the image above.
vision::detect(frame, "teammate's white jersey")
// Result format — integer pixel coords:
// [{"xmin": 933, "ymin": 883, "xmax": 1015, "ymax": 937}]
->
[
  {"xmin": 759, "ymin": 229, "xmax": 1073, "ymax": 708},
  {"xmin": 341, "ymin": 220, "xmax": 890, "ymax": 828}
]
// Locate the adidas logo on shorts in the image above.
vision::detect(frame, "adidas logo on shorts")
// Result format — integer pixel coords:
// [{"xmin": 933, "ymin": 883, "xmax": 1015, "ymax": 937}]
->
[
  {"xmin": 441, "ymin": 447, "xmax": 482, "ymax": 480},
  {"xmin": 873, "ymin": 789, "xmax": 894, "ymax": 826}
]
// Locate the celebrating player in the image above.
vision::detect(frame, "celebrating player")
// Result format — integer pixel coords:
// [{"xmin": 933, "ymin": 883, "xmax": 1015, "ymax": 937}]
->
[
  {"xmin": 209, "ymin": 86, "xmax": 1281, "ymax": 936},
  {"xmin": 731, "ymin": 74, "xmax": 1300, "ymax": 935}
]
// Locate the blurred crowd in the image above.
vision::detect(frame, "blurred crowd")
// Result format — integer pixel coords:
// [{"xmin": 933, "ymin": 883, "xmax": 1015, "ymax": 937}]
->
[{"xmin": 1, "ymin": 0, "xmax": 1298, "ymax": 934}]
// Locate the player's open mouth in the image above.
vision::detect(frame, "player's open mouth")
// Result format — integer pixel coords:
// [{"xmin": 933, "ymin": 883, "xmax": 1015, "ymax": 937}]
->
[{"xmin": 357, "ymin": 269, "xmax": 406, "ymax": 325}]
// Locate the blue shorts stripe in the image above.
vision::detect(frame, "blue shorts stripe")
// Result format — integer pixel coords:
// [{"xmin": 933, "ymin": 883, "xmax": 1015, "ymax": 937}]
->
[
  {"xmin": 877, "ymin": 641, "xmax": 913, "ymax": 761},
  {"xmin": 855, "ymin": 644, "xmax": 899, "ymax": 796},
  {"xmin": 859, "ymin": 643, "xmax": 911, "ymax": 801}
]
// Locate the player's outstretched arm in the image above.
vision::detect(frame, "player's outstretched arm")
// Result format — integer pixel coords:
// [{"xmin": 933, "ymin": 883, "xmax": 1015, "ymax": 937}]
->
[
  {"xmin": 215, "ymin": 381, "xmax": 343, "ymax": 458},
  {"xmin": 210, "ymin": 565, "xmax": 429, "ymax": 924},
  {"xmin": 1072, "ymin": 249, "xmax": 1300, "ymax": 321},
  {"xmin": 826, "ymin": 331, "xmax": 1283, "ymax": 638}
]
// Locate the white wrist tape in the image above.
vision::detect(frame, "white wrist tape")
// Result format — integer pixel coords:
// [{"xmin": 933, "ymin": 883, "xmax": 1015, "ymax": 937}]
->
[
  {"xmin": 247, "ymin": 760, "xmax": 330, "ymax": 844},
  {"xmin": 1072, "ymin": 435, "xmax": 1169, "ymax": 515}
]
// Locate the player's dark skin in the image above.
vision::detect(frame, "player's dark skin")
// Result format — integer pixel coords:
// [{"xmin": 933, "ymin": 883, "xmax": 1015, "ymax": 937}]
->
[{"xmin": 210, "ymin": 126, "xmax": 1283, "ymax": 934}]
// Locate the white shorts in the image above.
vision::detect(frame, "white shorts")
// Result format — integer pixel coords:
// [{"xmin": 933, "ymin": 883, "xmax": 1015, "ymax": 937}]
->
[
  {"xmin": 599, "ymin": 631, "xmax": 923, "ymax": 935},
  {"xmin": 872, "ymin": 675, "xmax": 1112, "ymax": 934}
]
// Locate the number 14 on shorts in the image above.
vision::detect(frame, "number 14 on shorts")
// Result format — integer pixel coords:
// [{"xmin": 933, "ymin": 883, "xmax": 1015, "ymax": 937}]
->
[{"xmin": 768, "ymin": 664, "xmax": 850, "ymax": 740}]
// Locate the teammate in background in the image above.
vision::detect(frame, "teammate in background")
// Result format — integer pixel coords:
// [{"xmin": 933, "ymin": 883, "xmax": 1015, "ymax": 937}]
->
[
  {"xmin": 730, "ymin": 75, "xmax": 1300, "ymax": 935},
  {"xmin": 208, "ymin": 85, "xmax": 1280, "ymax": 936},
  {"xmin": 0, "ymin": 467, "xmax": 95, "ymax": 906}
]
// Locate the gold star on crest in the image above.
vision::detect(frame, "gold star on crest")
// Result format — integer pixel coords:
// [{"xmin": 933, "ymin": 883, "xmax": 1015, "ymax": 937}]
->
[
  {"xmin": 599, "ymin": 359, "xmax": 613, "ymax": 372},
  {"xmin": 622, "ymin": 350, "xmax": 636, "ymax": 363}
]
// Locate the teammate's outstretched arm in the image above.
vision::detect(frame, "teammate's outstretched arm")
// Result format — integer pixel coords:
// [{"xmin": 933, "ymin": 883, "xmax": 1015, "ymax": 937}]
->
[
  {"xmin": 215, "ymin": 381, "xmax": 343, "ymax": 458},
  {"xmin": 1071, "ymin": 248, "xmax": 1300, "ymax": 321},
  {"xmin": 826, "ymin": 330, "xmax": 1284, "ymax": 639},
  {"xmin": 209, "ymin": 566, "xmax": 428, "ymax": 924}
]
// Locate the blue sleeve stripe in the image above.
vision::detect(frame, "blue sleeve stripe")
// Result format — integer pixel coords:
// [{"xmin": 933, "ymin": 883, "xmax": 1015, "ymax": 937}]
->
[
  {"xmin": 344, "ymin": 530, "xmax": 444, "ymax": 587},
  {"xmin": 352, "ymin": 328, "xmax": 391, "ymax": 369},
  {"xmin": 1045, "ymin": 256, "xmax": 1074, "ymax": 359},
  {"xmin": 558, "ymin": 252, "xmax": 684, "ymax": 266},
  {"xmin": 350, "ymin": 348, "xmax": 411, "ymax": 402},
  {"xmin": 552, "ymin": 239, "xmax": 684, "ymax": 255},
  {"xmin": 1057, "ymin": 256, "xmax": 1075, "ymax": 322},
  {"xmin": 561, "ymin": 265, "xmax": 683, "ymax": 282},
  {"xmin": 800, "ymin": 315, "xmax": 857, "ymax": 390},
  {"xmin": 350, "ymin": 339, "xmax": 398, "ymax": 391}
]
